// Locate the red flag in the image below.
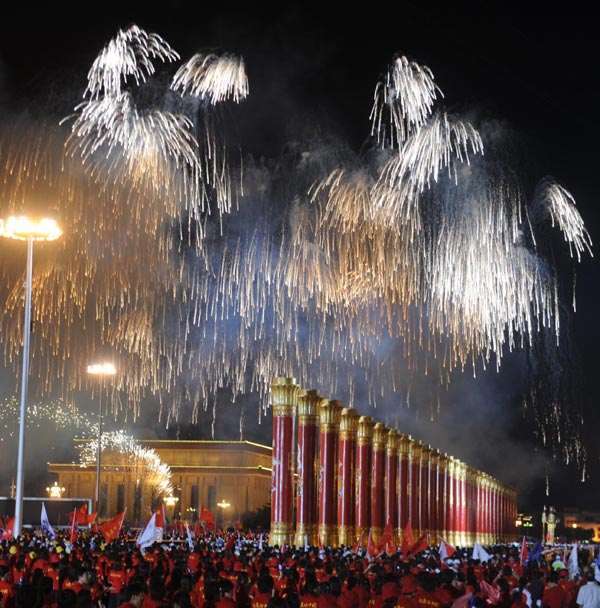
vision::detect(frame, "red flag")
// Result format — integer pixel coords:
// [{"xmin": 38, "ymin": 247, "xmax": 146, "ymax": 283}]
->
[
  {"xmin": 69, "ymin": 508, "xmax": 78, "ymax": 544},
  {"xmin": 410, "ymin": 531, "xmax": 429, "ymax": 555},
  {"xmin": 366, "ymin": 528, "xmax": 377, "ymax": 558},
  {"xmin": 155, "ymin": 505, "xmax": 166, "ymax": 528},
  {"xmin": 68, "ymin": 503, "xmax": 95, "ymax": 525},
  {"xmin": 199, "ymin": 505, "xmax": 215, "ymax": 531},
  {"xmin": 520, "ymin": 536, "xmax": 528, "ymax": 566},
  {"xmin": 480, "ymin": 580, "xmax": 501, "ymax": 605},
  {"xmin": 99, "ymin": 510, "xmax": 126, "ymax": 544},
  {"xmin": 353, "ymin": 529, "xmax": 365, "ymax": 554},
  {"xmin": 234, "ymin": 520, "xmax": 242, "ymax": 531},
  {"xmin": 225, "ymin": 534, "xmax": 236, "ymax": 552},
  {"xmin": 378, "ymin": 519, "xmax": 394, "ymax": 553},
  {"xmin": 400, "ymin": 520, "xmax": 414, "ymax": 555},
  {"xmin": 1, "ymin": 516, "xmax": 14, "ymax": 540}
]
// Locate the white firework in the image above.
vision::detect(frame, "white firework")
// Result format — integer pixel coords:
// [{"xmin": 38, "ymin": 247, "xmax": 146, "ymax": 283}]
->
[
  {"xmin": 531, "ymin": 177, "xmax": 593, "ymax": 262},
  {"xmin": 370, "ymin": 55, "xmax": 443, "ymax": 147},
  {"xmin": 85, "ymin": 25, "xmax": 180, "ymax": 99},
  {"xmin": 171, "ymin": 52, "xmax": 249, "ymax": 104}
]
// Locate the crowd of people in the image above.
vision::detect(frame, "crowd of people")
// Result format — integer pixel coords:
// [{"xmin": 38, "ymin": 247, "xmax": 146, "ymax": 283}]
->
[{"xmin": 0, "ymin": 527, "xmax": 599, "ymax": 608}]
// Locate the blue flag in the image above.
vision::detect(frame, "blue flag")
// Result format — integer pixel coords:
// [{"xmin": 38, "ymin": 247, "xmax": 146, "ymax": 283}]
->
[{"xmin": 525, "ymin": 540, "xmax": 543, "ymax": 566}]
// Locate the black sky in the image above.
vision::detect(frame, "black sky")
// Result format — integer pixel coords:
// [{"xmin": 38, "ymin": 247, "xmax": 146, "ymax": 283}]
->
[{"xmin": 0, "ymin": 5, "xmax": 598, "ymax": 512}]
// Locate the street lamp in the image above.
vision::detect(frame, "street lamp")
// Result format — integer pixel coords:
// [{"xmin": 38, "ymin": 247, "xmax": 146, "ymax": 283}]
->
[
  {"xmin": 0, "ymin": 215, "xmax": 61, "ymax": 537},
  {"xmin": 46, "ymin": 481, "xmax": 65, "ymax": 499},
  {"xmin": 217, "ymin": 499, "xmax": 231, "ymax": 528},
  {"xmin": 87, "ymin": 362, "xmax": 116, "ymax": 514}
]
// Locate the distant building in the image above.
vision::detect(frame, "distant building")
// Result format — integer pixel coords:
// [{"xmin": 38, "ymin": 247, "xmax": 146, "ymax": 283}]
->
[
  {"xmin": 48, "ymin": 440, "xmax": 272, "ymax": 523},
  {"xmin": 563, "ymin": 508, "xmax": 600, "ymax": 542}
]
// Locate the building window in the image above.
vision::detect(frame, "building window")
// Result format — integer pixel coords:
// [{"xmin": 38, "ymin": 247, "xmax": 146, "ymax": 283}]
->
[
  {"xmin": 117, "ymin": 483, "xmax": 125, "ymax": 514},
  {"xmin": 191, "ymin": 485, "xmax": 199, "ymax": 521},
  {"xmin": 133, "ymin": 484, "xmax": 142, "ymax": 521},
  {"xmin": 208, "ymin": 485, "xmax": 216, "ymax": 512},
  {"xmin": 100, "ymin": 484, "xmax": 109, "ymax": 518}
]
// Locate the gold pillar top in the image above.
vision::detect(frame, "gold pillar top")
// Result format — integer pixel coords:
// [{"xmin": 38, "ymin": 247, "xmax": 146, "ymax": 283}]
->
[
  {"xmin": 420, "ymin": 444, "xmax": 432, "ymax": 462},
  {"xmin": 340, "ymin": 407, "xmax": 360, "ymax": 434},
  {"xmin": 319, "ymin": 399, "xmax": 342, "ymax": 427},
  {"xmin": 398, "ymin": 434, "xmax": 412, "ymax": 456},
  {"xmin": 298, "ymin": 389, "xmax": 321, "ymax": 419},
  {"xmin": 271, "ymin": 377, "xmax": 299, "ymax": 416},
  {"xmin": 373, "ymin": 422, "xmax": 387, "ymax": 449},
  {"xmin": 357, "ymin": 416, "xmax": 374, "ymax": 444},
  {"xmin": 272, "ymin": 376, "xmax": 298, "ymax": 387},
  {"xmin": 438, "ymin": 452, "xmax": 448, "ymax": 469},
  {"xmin": 429, "ymin": 449, "xmax": 440, "ymax": 465},
  {"xmin": 411, "ymin": 440, "xmax": 423, "ymax": 459},
  {"xmin": 386, "ymin": 429, "xmax": 399, "ymax": 453}
]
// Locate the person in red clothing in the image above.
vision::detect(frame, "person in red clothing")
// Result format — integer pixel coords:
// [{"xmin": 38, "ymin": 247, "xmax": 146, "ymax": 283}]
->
[
  {"xmin": 118, "ymin": 582, "xmax": 146, "ymax": 608},
  {"xmin": 338, "ymin": 576, "xmax": 360, "ymax": 608},
  {"xmin": 0, "ymin": 565, "xmax": 16, "ymax": 608},
  {"xmin": 218, "ymin": 579, "xmax": 237, "ymax": 608},
  {"xmin": 301, "ymin": 579, "xmax": 320, "ymax": 608},
  {"xmin": 252, "ymin": 575, "xmax": 275, "ymax": 608},
  {"xmin": 414, "ymin": 574, "xmax": 443, "ymax": 608},
  {"xmin": 542, "ymin": 571, "xmax": 567, "ymax": 608}
]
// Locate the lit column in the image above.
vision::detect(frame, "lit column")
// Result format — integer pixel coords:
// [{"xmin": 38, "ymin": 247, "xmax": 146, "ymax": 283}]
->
[
  {"xmin": 429, "ymin": 450, "xmax": 439, "ymax": 543},
  {"xmin": 270, "ymin": 376, "xmax": 299, "ymax": 547},
  {"xmin": 295, "ymin": 389, "xmax": 320, "ymax": 547},
  {"xmin": 475, "ymin": 471, "xmax": 483, "ymax": 541},
  {"xmin": 438, "ymin": 453, "xmax": 448, "ymax": 542},
  {"xmin": 482, "ymin": 474, "xmax": 490, "ymax": 545},
  {"xmin": 410, "ymin": 441, "xmax": 422, "ymax": 537},
  {"xmin": 397, "ymin": 434, "xmax": 411, "ymax": 543},
  {"xmin": 385, "ymin": 429, "xmax": 398, "ymax": 546},
  {"xmin": 371, "ymin": 422, "xmax": 386, "ymax": 543},
  {"xmin": 458, "ymin": 461, "xmax": 467, "ymax": 546},
  {"xmin": 491, "ymin": 479, "xmax": 499, "ymax": 543},
  {"xmin": 355, "ymin": 416, "xmax": 374, "ymax": 543},
  {"xmin": 0, "ymin": 216, "xmax": 61, "ymax": 536},
  {"xmin": 337, "ymin": 407, "xmax": 359, "ymax": 547},
  {"xmin": 447, "ymin": 457, "xmax": 457, "ymax": 546},
  {"xmin": 466, "ymin": 466, "xmax": 476, "ymax": 546},
  {"xmin": 419, "ymin": 445, "xmax": 431, "ymax": 537},
  {"xmin": 87, "ymin": 362, "xmax": 116, "ymax": 515},
  {"xmin": 318, "ymin": 399, "xmax": 342, "ymax": 547}
]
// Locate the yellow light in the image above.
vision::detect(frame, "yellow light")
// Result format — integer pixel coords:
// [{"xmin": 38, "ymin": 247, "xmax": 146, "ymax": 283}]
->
[
  {"xmin": 217, "ymin": 500, "xmax": 231, "ymax": 509},
  {"xmin": 573, "ymin": 523, "xmax": 578, "ymax": 529},
  {"xmin": 0, "ymin": 216, "xmax": 62, "ymax": 241},
  {"xmin": 87, "ymin": 363, "xmax": 116, "ymax": 375},
  {"xmin": 46, "ymin": 481, "xmax": 65, "ymax": 498},
  {"xmin": 164, "ymin": 495, "xmax": 179, "ymax": 507}
]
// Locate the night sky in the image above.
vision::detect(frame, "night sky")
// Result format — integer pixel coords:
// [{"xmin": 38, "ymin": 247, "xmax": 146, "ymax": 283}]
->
[{"xmin": 0, "ymin": 5, "xmax": 598, "ymax": 513}]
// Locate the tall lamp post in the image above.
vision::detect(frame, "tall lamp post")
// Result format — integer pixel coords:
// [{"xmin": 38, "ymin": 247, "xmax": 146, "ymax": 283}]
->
[
  {"xmin": 0, "ymin": 216, "xmax": 62, "ymax": 537},
  {"xmin": 87, "ymin": 362, "xmax": 116, "ymax": 514},
  {"xmin": 217, "ymin": 499, "xmax": 231, "ymax": 529}
]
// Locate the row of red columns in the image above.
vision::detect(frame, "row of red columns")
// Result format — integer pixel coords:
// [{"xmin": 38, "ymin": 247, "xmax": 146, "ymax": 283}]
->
[{"xmin": 270, "ymin": 378, "xmax": 517, "ymax": 548}]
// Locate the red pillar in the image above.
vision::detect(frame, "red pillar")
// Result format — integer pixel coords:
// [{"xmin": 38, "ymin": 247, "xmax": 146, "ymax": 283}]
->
[
  {"xmin": 295, "ymin": 389, "xmax": 320, "ymax": 547},
  {"xmin": 337, "ymin": 407, "xmax": 359, "ymax": 547},
  {"xmin": 355, "ymin": 416, "xmax": 374, "ymax": 543},
  {"xmin": 475, "ymin": 472, "xmax": 483, "ymax": 541},
  {"xmin": 397, "ymin": 434, "xmax": 411, "ymax": 544},
  {"xmin": 371, "ymin": 423, "xmax": 387, "ymax": 543},
  {"xmin": 482, "ymin": 475, "xmax": 490, "ymax": 544},
  {"xmin": 419, "ymin": 445, "xmax": 431, "ymax": 536},
  {"xmin": 447, "ymin": 457, "xmax": 458, "ymax": 546},
  {"xmin": 270, "ymin": 377, "xmax": 299, "ymax": 547},
  {"xmin": 385, "ymin": 429, "xmax": 399, "ymax": 547},
  {"xmin": 410, "ymin": 441, "xmax": 423, "ymax": 537},
  {"xmin": 429, "ymin": 450, "xmax": 439, "ymax": 543},
  {"xmin": 318, "ymin": 399, "xmax": 342, "ymax": 547},
  {"xmin": 438, "ymin": 453, "xmax": 448, "ymax": 543}
]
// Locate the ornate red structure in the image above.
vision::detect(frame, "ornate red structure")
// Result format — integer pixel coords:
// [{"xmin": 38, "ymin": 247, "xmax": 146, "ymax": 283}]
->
[
  {"xmin": 295, "ymin": 389, "xmax": 320, "ymax": 546},
  {"xmin": 270, "ymin": 377, "xmax": 299, "ymax": 547},
  {"xmin": 269, "ymin": 378, "xmax": 518, "ymax": 548},
  {"xmin": 318, "ymin": 399, "xmax": 342, "ymax": 547},
  {"xmin": 338, "ymin": 407, "xmax": 359, "ymax": 546},
  {"xmin": 355, "ymin": 416, "xmax": 373, "ymax": 543}
]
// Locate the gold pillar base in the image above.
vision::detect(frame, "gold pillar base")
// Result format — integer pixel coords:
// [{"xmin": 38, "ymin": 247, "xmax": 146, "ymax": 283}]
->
[
  {"xmin": 318, "ymin": 523, "xmax": 338, "ymax": 548},
  {"xmin": 371, "ymin": 526, "xmax": 383, "ymax": 547},
  {"xmin": 294, "ymin": 523, "xmax": 318, "ymax": 547},
  {"xmin": 338, "ymin": 524, "xmax": 356, "ymax": 548},
  {"xmin": 270, "ymin": 521, "xmax": 294, "ymax": 547},
  {"xmin": 355, "ymin": 525, "xmax": 369, "ymax": 547}
]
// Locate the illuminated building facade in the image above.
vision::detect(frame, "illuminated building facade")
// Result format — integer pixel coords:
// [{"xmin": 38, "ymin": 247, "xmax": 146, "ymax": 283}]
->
[
  {"xmin": 48, "ymin": 440, "xmax": 272, "ymax": 523},
  {"xmin": 270, "ymin": 377, "xmax": 517, "ymax": 548}
]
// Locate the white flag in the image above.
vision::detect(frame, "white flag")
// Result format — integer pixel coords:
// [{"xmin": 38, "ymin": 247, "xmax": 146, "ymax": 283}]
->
[
  {"xmin": 473, "ymin": 541, "xmax": 492, "ymax": 563},
  {"xmin": 40, "ymin": 502, "xmax": 56, "ymax": 539},
  {"xmin": 185, "ymin": 523, "xmax": 194, "ymax": 550},
  {"xmin": 568, "ymin": 544, "xmax": 579, "ymax": 581},
  {"xmin": 440, "ymin": 540, "xmax": 448, "ymax": 562},
  {"xmin": 136, "ymin": 513, "xmax": 157, "ymax": 549}
]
